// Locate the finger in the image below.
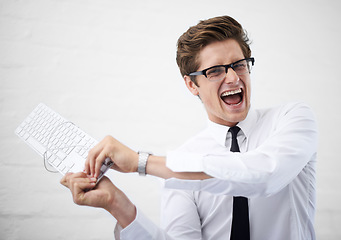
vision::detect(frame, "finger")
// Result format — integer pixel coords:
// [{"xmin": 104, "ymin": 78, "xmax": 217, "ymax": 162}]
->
[
  {"xmin": 86, "ymin": 149, "xmax": 95, "ymax": 176},
  {"xmin": 60, "ymin": 173, "xmax": 71, "ymax": 187},
  {"xmin": 69, "ymin": 178, "xmax": 97, "ymax": 205},
  {"xmin": 87, "ymin": 143, "xmax": 102, "ymax": 177},
  {"xmin": 84, "ymin": 156, "xmax": 90, "ymax": 175},
  {"xmin": 60, "ymin": 172, "xmax": 88, "ymax": 188},
  {"xmin": 70, "ymin": 178, "xmax": 96, "ymax": 193},
  {"xmin": 94, "ymin": 150, "xmax": 108, "ymax": 179}
]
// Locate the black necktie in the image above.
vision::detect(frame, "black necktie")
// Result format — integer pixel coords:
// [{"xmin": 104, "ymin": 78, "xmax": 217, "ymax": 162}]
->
[{"xmin": 229, "ymin": 126, "xmax": 250, "ymax": 240}]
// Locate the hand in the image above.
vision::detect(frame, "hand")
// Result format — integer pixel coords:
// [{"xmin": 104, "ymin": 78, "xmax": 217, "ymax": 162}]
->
[
  {"xmin": 60, "ymin": 172, "xmax": 113, "ymax": 209},
  {"xmin": 61, "ymin": 172, "xmax": 136, "ymax": 228},
  {"xmin": 84, "ymin": 136, "xmax": 139, "ymax": 178}
]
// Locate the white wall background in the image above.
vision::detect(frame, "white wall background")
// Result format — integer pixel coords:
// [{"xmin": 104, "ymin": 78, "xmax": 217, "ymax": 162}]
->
[{"xmin": 1, "ymin": 0, "xmax": 340, "ymax": 239}]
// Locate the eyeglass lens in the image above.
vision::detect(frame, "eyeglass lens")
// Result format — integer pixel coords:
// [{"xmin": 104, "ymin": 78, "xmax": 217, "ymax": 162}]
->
[{"xmin": 207, "ymin": 59, "xmax": 252, "ymax": 82}]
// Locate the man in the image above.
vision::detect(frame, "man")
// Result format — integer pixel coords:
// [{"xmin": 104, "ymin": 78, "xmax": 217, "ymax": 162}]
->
[{"xmin": 61, "ymin": 16, "xmax": 318, "ymax": 239}]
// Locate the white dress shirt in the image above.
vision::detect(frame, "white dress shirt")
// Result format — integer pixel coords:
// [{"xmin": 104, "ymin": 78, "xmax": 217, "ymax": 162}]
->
[{"xmin": 116, "ymin": 101, "xmax": 318, "ymax": 240}]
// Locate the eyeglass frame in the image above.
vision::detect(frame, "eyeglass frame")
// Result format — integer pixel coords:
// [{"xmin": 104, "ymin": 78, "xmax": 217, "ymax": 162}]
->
[{"xmin": 188, "ymin": 57, "xmax": 255, "ymax": 82}]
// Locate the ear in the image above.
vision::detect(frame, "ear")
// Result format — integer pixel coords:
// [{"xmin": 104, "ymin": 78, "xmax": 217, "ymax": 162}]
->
[{"xmin": 184, "ymin": 75, "xmax": 199, "ymax": 96}]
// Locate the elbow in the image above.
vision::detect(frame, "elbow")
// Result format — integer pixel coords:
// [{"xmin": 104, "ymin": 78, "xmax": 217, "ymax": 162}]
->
[
  {"xmin": 253, "ymin": 180, "xmax": 281, "ymax": 197},
  {"xmin": 248, "ymin": 167, "xmax": 291, "ymax": 198},
  {"xmin": 242, "ymin": 166, "xmax": 283, "ymax": 198}
]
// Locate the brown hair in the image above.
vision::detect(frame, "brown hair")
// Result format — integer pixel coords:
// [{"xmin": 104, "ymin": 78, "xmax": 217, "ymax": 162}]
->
[{"xmin": 176, "ymin": 16, "xmax": 251, "ymax": 82}]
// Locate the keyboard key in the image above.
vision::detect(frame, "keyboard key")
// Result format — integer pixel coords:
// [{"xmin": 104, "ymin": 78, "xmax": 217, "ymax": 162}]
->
[
  {"xmin": 56, "ymin": 150, "xmax": 67, "ymax": 160},
  {"xmin": 52, "ymin": 158, "xmax": 62, "ymax": 167},
  {"xmin": 26, "ymin": 136, "xmax": 46, "ymax": 155}
]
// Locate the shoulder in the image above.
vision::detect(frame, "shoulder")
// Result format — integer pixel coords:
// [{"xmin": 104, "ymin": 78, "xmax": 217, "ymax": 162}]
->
[
  {"xmin": 255, "ymin": 101, "xmax": 316, "ymax": 122},
  {"xmin": 253, "ymin": 101, "xmax": 317, "ymax": 135}
]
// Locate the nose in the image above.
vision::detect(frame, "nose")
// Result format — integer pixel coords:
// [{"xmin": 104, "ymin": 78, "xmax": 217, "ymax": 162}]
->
[{"xmin": 223, "ymin": 68, "xmax": 239, "ymax": 84}]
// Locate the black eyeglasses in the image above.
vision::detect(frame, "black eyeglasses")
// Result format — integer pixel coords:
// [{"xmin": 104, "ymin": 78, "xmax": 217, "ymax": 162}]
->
[{"xmin": 189, "ymin": 57, "xmax": 255, "ymax": 82}]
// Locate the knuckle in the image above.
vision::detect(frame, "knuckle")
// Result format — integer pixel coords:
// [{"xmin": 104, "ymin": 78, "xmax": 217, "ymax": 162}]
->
[
  {"xmin": 69, "ymin": 179, "xmax": 74, "ymax": 186},
  {"xmin": 107, "ymin": 141, "xmax": 116, "ymax": 151},
  {"xmin": 104, "ymin": 135, "xmax": 113, "ymax": 141},
  {"xmin": 61, "ymin": 173, "xmax": 71, "ymax": 186},
  {"xmin": 60, "ymin": 179, "xmax": 66, "ymax": 186},
  {"xmin": 96, "ymin": 157, "xmax": 102, "ymax": 164},
  {"xmin": 88, "ymin": 148, "xmax": 95, "ymax": 157},
  {"xmin": 73, "ymin": 196, "xmax": 82, "ymax": 205},
  {"xmin": 60, "ymin": 176, "xmax": 65, "ymax": 184}
]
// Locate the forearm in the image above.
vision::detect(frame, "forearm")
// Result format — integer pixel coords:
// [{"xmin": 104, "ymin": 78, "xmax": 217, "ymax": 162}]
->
[
  {"xmin": 146, "ymin": 155, "xmax": 211, "ymax": 180},
  {"xmin": 106, "ymin": 187, "xmax": 137, "ymax": 228},
  {"xmin": 85, "ymin": 135, "xmax": 211, "ymax": 181}
]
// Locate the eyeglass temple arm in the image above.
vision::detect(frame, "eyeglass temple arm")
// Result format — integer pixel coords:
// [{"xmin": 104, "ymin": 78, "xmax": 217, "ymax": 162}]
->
[{"xmin": 189, "ymin": 71, "xmax": 204, "ymax": 76}]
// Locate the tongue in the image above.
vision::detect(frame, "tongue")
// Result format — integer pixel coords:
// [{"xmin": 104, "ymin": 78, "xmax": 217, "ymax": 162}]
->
[{"xmin": 223, "ymin": 94, "xmax": 242, "ymax": 105}]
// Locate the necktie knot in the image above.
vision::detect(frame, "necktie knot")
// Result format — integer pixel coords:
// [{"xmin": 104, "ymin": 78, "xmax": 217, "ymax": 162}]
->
[
  {"xmin": 229, "ymin": 126, "xmax": 240, "ymax": 137},
  {"xmin": 229, "ymin": 126, "xmax": 241, "ymax": 153}
]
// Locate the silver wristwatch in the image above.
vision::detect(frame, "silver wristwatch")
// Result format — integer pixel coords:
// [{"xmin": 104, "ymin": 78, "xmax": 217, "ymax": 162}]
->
[{"xmin": 137, "ymin": 151, "xmax": 151, "ymax": 176}]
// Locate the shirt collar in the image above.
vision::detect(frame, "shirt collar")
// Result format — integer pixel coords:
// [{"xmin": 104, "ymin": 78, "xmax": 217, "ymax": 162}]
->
[{"xmin": 207, "ymin": 107, "xmax": 257, "ymax": 147}]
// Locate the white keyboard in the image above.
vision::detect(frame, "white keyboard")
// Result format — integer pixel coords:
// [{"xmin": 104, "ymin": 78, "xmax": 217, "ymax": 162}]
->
[{"xmin": 15, "ymin": 103, "xmax": 113, "ymax": 180}]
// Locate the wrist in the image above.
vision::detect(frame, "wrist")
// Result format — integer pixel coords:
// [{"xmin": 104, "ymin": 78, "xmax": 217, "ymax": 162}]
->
[
  {"xmin": 107, "ymin": 188, "xmax": 137, "ymax": 228},
  {"xmin": 137, "ymin": 151, "xmax": 152, "ymax": 176},
  {"xmin": 145, "ymin": 155, "xmax": 172, "ymax": 179}
]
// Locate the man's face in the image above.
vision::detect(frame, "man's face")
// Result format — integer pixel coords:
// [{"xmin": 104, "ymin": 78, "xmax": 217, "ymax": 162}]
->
[{"xmin": 184, "ymin": 39, "xmax": 251, "ymax": 127}]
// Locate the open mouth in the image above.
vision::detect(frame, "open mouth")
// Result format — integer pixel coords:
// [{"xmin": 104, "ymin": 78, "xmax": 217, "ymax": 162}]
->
[{"xmin": 220, "ymin": 88, "xmax": 243, "ymax": 105}]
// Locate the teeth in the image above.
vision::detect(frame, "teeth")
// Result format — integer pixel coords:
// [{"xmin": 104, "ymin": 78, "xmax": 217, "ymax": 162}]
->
[{"xmin": 221, "ymin": 89, "xmax": 242, "ymax": 97}]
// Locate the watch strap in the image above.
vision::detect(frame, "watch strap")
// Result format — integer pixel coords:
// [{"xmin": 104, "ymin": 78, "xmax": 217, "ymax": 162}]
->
[{"xmin": 138, "ymin": 152, "xmax": 150, "ymax": 176}]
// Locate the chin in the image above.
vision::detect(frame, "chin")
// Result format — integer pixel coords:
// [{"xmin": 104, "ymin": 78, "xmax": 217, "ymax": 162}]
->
[{"xmin": 225, "ymin": 109, "xmax": 249, "ymax": 125}]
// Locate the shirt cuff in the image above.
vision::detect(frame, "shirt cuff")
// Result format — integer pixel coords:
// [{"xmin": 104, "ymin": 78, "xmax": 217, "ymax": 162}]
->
[
  {"xmin": 119, "ymin": 208, "xmax": 158, "ymax": 240},
  {"xmin": 166, "ymin": 150, "xmax": 204, "ymax": 172}
]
